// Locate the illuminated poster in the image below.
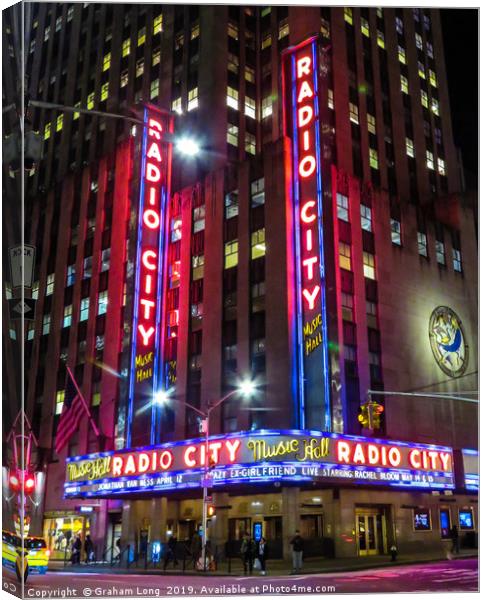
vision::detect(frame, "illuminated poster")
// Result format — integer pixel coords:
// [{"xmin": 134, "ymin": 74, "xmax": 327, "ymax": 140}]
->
[
  {"xmin": 282, "ymin": 37, "xmax": 331, "ymax": 430},
  {"xmin": 127, "ymin": 105, "xmax": 173, "ymax": 447}
]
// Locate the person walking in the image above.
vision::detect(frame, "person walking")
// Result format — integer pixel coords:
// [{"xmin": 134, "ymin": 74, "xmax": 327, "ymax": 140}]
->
[
  {"xmin": 257, "ymin": 536, "xmax": 269, "ymax": 575},
  {"xmin": 71, "ymin": 535, "xmax": 82, "ymax": 565},
  {"xmin": 290, "ymin": 530, "xmax": 304, "ymax": 574},
  {"xmin": 240, "ymin": 532, "xmax": 255, "ymax": 575},
  {"xmin": 450, "ymin": 525, "xmax": 460, "ymax": 555},
  {"xmin": 84, "ymin": 534, "xmax": 94, "ymax": 564},
  {"xmin": 164, "ymin": 535, "xmax": 179, "ymax": 570},
  {"xmin": 190, "ymin": 531, "xmax": 202, "ymax": 569}
]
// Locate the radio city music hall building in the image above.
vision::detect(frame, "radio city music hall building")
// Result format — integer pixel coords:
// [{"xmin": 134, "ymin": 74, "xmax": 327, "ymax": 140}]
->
[{"xmin": 5, "ymin": 4, "xmax": 478, "ymax": 561}]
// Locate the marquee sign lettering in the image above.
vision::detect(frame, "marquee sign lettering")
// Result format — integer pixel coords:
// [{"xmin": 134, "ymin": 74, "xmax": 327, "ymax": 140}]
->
[
  {"xmin": 64, "ymin": 430, "xmax": 455, "ymax": 498},
  {"xmin": 127, "ymin": 105, "xmax": 174, "ymax": 447},
  {"xmin": 282, "ymin": 37, "xmax": 331, "ymax": 430}
]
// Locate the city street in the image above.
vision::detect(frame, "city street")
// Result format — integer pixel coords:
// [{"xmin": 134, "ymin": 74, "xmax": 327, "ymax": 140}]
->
[{"xmin": 2, "ymin": 558, "xmax": 478, "ymax": 596}]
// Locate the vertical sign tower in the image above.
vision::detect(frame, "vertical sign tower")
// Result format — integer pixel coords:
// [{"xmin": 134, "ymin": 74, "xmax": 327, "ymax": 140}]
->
[
  {"xmin": 127, "ymin": 105, "xmax": 174, "ymax": 447},
  {"xmin": 282, "ymin": 37, "xmax": 332, "ymax": 431}
]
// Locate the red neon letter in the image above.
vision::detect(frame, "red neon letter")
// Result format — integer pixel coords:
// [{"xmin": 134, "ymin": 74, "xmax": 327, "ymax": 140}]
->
[
  {"xmin": 147, "ymin": 141, "xmax": 162, "ymax": 162},
  {"xmin": 143, "ymin": 208, "xmax": 160, "ymax": 229},
  {"xmin": 298, "ymin": 105, "xmax": 313, "ymax": 128},
  {"xmin": 148, "ymin": 187, "xmax": 158, "ymax": 206},
  {"xmin": 184, "ymin": 446, "xmax": 197, "ymax": 467},
  {"xmin": 337, "ymin": 441, "xmax": 350, "ymax": 463},
  {"xmin": 388, "ymin": 447, "xmax": 401, "ymax": 467},
  {"xmin": 427, "ymin": 451, "xmax": 438, "ymax": 470},
  {"xmin": 409, "ymin": 449, "xmax": 421, "ymax": 469},
  {"xmin": 302, "ymin": 285, "xmax": 320, "ymax": 310},
  {"xmin": 368, "ymin": 444, "xmax": 380, "ymax": 465},
  {"xmin": 303, "ymin": 256, "xmax": 318, "ymax": 280},
  {"xmin": 112, "ymin": 456, "xmax": 123, "ymax": 477},
  {"xmin": 125, "ymin": 454, "xmax": 136, "ymax": 475},
  {"xmin": 140, "ymin": 299, "xmax": 155, "ymax": 319},
  {"xmin": 297, "ymin": 56, "xmax": 311, "ymax": 79},
  {"xmin": 146, "ymin": 163, "xmax": 161, "ymax": 182},
  {"xmin": 148, "ymin": 118, "xmax": 163, "ymax": 139},
  {"xmin": 299, "ymin": 155, "xmax": 316, "ymax": 178},
  {"xmin": 142, "ymin": 250, "xmax": 157, "ymax": 270},
  {"xmin": 138, "ymin": 453, "xmax": 150, "ymax": 473},
  {"xmin": 306, "ymin": 230, "xmax": 313, "ymax": 252},
  {"xmin": 138, "ymin": 324, "xmax": 155, "ymax": 346},
  {"xmin": 301, "ymin": 200, "xmax": 317, "ymax": 223},
  {"xmin": 159, "ymin": 450, "xmax": 173, "ymax": 470},
  {"xmin": 353, "ymin": 443, "xmax": 365, "ymax": 464},
  {"xmin": 439, "ymin": 452, "xmax": 451, "ymax": 471},
  {"xmin": 225, "ymin": 439, "xmax": 241, "ymax": 463},
  {"xmin": 144, "ymin": 274, "xmax": 153, "ymax": 294},
  {"xmin": 297, "ymin": 80, "xmax": 314, "ymax": 103}
]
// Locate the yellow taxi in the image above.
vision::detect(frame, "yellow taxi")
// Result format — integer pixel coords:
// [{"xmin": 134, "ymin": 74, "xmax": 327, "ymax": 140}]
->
[
  {"xmin": 2, "ymin": 530, "xmax": 20, "ymax": 571},
  {"xmin": 2, "ymin": 530, "xmax": 50, "ymax": 577}
]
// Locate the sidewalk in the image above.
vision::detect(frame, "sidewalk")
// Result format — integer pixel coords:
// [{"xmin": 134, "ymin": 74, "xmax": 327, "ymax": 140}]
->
[{"xmin": 49, "ymin": 549, "xmax": 478, "ymax": 577}]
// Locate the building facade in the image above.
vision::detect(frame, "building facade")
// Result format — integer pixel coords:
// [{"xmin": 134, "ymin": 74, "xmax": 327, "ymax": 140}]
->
[{"xmin": 6, "ymin": 4, "xmax": 478, "ymax": 561}]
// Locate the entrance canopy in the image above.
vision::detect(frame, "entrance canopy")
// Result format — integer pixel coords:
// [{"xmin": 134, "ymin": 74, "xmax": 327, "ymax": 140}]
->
[{"xmin": 64, "ymin": 429, "xmax": 455, "ymax": 499}]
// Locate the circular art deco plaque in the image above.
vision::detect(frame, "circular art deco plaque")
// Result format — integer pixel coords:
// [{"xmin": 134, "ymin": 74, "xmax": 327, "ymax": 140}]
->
[{"xmin": 429, "ymin": 306, "xmax": 468, "ymax": 378}]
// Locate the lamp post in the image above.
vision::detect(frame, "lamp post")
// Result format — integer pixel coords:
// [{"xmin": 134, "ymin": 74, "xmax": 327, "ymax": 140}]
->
[{"xmin": 155, "ymin": 379, "xmax": 257, "ymax": 570}]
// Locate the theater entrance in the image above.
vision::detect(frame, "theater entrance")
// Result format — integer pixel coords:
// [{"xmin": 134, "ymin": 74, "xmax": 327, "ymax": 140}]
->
[{"xmin": 355, "ymin": 507, "xmax": 388, "ymax": 556}]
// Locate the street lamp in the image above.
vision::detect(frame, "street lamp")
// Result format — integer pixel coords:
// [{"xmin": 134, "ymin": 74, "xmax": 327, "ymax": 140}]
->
[
  {"xmin": 175, "ymin": 136, "xmax": 201, "ymax": 157},
  {"xmin": 155, "ymin": 378, "xmax": 257, "ymax": 570}
]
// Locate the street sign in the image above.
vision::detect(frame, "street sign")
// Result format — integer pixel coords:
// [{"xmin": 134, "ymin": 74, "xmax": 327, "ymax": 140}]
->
[
  {"xmin": 204, "ymin": 495, "xmax": 213, "ymax": 503},
  {"xmin": 8, "ymin": 298, "xmax": 37, "ymax": 320},
  {"xmin": 9, "ymin": 245, "xmax": 36, "ymax": 289},
  {"xmin": 201, "ymin": 478, "xmax": 212, "ymax": 488}
]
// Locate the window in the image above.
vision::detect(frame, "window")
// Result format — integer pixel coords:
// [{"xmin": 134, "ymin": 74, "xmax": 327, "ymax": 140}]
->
[
  {"xmin": 32, "ymin": 282, "xmax": 39, "ymax": 300},
  {"xmin": 251, "ymin": 282, "xmax": 265, "ymax": 313},
  {"xmin": 437, "ymin": 158, "xmax": 446, "ymax": 176},
  {"xmin": 80, "ymin": 297, "xmax": 90, "ymax": 321},
  {"xmin": 336, "ymin": 193, "xmax": 349, "ymax": 221},
  {"xmin": 431, "ymin": 99, "xmax": 440, "ymax": 116},
  {"xmin": 415, "ymin": 33, "xmax": 423, "ymax": 50},
  {"xmin": 152, "ymin": 49, "xmax": 161, "ymax": 66},
  {"xmin": 46, "ymin": 273, "xmax": 55, "ymax": 295},
  {"xmin": 191, "ymin": 23, "xmax": 200, "ymax": 39},
  {"xmin": 175, "ymin": 32, "xmax": 184, "ymax": 50},
  {"xmin": 251, "ymin": 229, "xmax": 266, "ymax": 259},
  {"xmin": 188, "ymin": 87, "xmax": 198, "ymax": 111},
  {"xmin": 452, "ymin": 248, "xmax": 462, "ymax": 272},
  {"xmin": 363, "ymin": 252, "xmax": 376, "ymax": 279},
  {"xmin": 426, "ymin": 150, "xmax": 435, "ymax": 170},
  {"xmin": 227, "ymin": 86, "xmax": 239, "ymax": 110},
  {"xmin": 406, "ymin": 137, "xmax": 415, "ymax": 158},
  {"xmin": 228, "ymin": 22, "xmax": 238, "ymax": 40},
  {"xmin": 366, "ymin": 301, "xmax": 378, "ymax": 328},
  {"xmin": 153, "ymin": 14, "xmax": 163, "ymax": 35},
  {"xmin": 56, "ymin": 114, "xmax": 63, "ymax": 132},
  {"xmin": 120, "ymin": 70, "xmax": 128, "ymax": 88},
  {"xmin": 395, "ymin": 16, "xmax": 403, "ymax": 34},
  {"xmin": 421, "ymin": 90, "xmax": 429, "ymax": 108},
  {"xmin": 252, "ymin": 338, "xmax": 266, "ymax": 355},
  {"xmin": 100, "ymin": 82, "xmax": 109, "ymax": 102},
  {"xmin": 136, "ymin": 26, "xmax": 146, "ymax": 46},
  {"xmin": 426, "ymin": 41, "xmax": 434, "ymax": 58},
  {"xmin": 56, "ymin": 391, "xmax": 65, "ymax": 415},
  {"xmin": 397, "ymin": 46, "xmax": 406, "ymax": 64},
  {"xmin": 261, "ymin": 32, "xmax": 271, "ymax": 49},
  {"xmin": 400, "ymin": 75, "xmax": 409, "ymax": 94},
  {"xmin": 150, "ymin": 80, "xmax": 159, "ymax": 100},
  {"xmin": 360, "ymin": 205, "xmax": 372, "ymax": 231},
  {"xmin": 418, "ymin": 61, "xmax": 426, "ymax": 79},
  {"xmin": 63, "ymin": 305, "xmax": 72, "ymax": 328},
  {"xmin": 102, "ymin": 52, "xmax": 111, "ymax": 72},
  {"xmin": 251, "ymin": 178, "xmax": 265, "ymax": 206},
  {"xmin": 339, "ymin": 242, "xmax": 351, "ymax": 271},
  {"xmin": 245, "ymin": 132, "xmax": 256, "ymax": 155},
  {"xmin": 417, "ymin": 232, "xmax": 428, "ymax": 257},
  {"xmin": 343, "ymin": 345, "xmax": 356, "ymax": 362},
  {"xmin": 344, "ymin": 7, "xmax": 353, "ymax": 25},
  {"xmin": 228, "ymin": 53, "xmax": 239, "ymax": 74},
  {"xmin": 435, "ymin": 241, "xmax": 445, "ymax": 265},
  {"xmin": 97, "ymin": 291, "xmax": 108, "ymax": 315},
  {"xmin": 172, "ymin": 97, "xmax": 182, "ymax": 114},
  {"xmin": 136, "ymin": 59, "xmax": 144, "ymax": 78},
  {"xmin": 278, "ymin": 20, "xmax": 289, "ymax": 39},
  {"xmin": 377, "ymin": 30, "xmax": 385, "ymax": 49},
  {"xmin": 42, "ymin": 314, "xmax": 51, "ymax": 335},
  {"xmin": 224, "ymin": 240, "xmax": 238, "ymax": 269},
  {"xmin": 101, "ymin": 248, "xmax": 110, "ymax": 272},
  {"xmin": 341, "ymin": 292, "xmax": 353, "ymax": 321},
  {"xmin": 429, "ymin": 69, "xmax": 437, "ymax": 88},
  {"xmin": 193, "ymin": 205, "xmax": 205, "ymax": 232},
  {"xmin": 227, "ymin": 124, "xmax": 238, "ymax": 146},
  {"xmin": 171, "ymin": 217, "xmax": 182, "ymax": 242},
  {"xmin": 122, "ymin": 38, "xmax": 130, "ymax": 57},
  {"xmin": 390, "ymin": 219, "xmax": 402, "ymax": 245},
  {"xmin": 349, "ymin": 102, "xmax": 359, "ymax": 124},
  {"xmin": 328, "ymin": 89, "xmax": 334, "ymax": 110},
  {"xmin": 44, "ymin": 122, "xmax": 51, "ymax": 140},
  {"xmin": 262, "ymin": 96, "xmax": 272, "ymax": 119},
  {"xmin": 225, "ymin": 190, "xmax": 239, "ymax": 219},
  {"xmin": 87, "ymin": 92, "xmax": 94, "ymax": 110},
  {"xmin": 367, "ymin": 114, "xmax": 376, "ymax": 134},
  {"xmin": 359, "ymin": 17, "xmax": 369, "ymax": 36},
  {"xmin": 83, "ymin": 256, "xmax": 93, "ymax": 279},
  {"xmin": 369, "ymin": 148, "xmax": 379, "ymax": 170},
  {"xmin": 244, "ymin": 96, "xmax": 256, "ymax": 119},
  {"xmin": 191, "ymin": 302, "xmax": 203, "ymax": 323}
]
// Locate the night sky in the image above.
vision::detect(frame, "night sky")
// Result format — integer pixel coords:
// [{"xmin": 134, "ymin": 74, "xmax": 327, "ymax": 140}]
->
[{"xmin": 440, "ymin": 9, "xmax": 478, "ymax": 189}]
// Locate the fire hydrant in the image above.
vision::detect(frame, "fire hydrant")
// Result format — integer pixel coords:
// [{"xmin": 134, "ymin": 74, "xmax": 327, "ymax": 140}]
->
[{"xmin": 390, "ymin": 544, "xmax": 398, "ymax": 562}]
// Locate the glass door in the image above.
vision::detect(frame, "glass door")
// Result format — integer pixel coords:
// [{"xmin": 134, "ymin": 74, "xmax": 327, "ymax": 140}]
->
[{"xmin": 356, "ymin": 514, "xmax": 378, "ymax": 556}]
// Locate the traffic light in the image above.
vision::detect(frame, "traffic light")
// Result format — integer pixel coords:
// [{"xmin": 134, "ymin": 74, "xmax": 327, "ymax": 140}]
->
[
  {"xmin": 371, "ymin": 402, "xmax": 384, "ymax": 430},
  {"xmin": 358, "ymin": 401, "xmax": 384, "ymax": 430},
  {"xmin": 207, "ymin": 505, "xmax": 215, "ymax": 517},
  {"xmin": 9, "ymin": 470, "xmax": 35, "ymax": 494},
  {"xmin": 358, "ymin": 405, "xmax": 370, "ymax": 428}
]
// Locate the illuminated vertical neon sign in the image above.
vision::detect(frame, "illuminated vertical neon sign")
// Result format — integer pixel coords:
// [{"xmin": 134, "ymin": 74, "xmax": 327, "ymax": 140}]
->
[
  {"xmin": 127, "ymin": 105, "xmax": 173, "ymax": 448},
  {"xmin": 282, "ymin": 37, "xmax": 331, "ymax": 431}
]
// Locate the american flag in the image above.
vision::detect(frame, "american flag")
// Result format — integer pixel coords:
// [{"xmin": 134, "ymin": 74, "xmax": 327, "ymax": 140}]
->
[{"xmin": 55, "ymin": 369, "xmax": 87, "ymax": 454}]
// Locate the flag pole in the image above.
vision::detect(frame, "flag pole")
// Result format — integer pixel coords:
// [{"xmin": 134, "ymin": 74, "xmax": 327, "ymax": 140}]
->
[{"xmin": 66, "ymin": 366, "xmax": 101, "ymax": 437}]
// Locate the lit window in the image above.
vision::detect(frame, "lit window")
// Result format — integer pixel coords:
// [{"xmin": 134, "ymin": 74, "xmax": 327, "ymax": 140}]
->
[
  {"xmin": 136, "ymin": 59, "xmax": 144, "ymax": 78},
  {"xmin": 415, "ymin": 33, "xmax": 423, "ymax": 50},
  {"xmin": 349, "ymin": 102, "xmax": 359, "ymax": 125},
  {"xmin": 376, "ymin": 7, "xmax": 383, "ymax": 18},
  {"xmin": 56, "ymin": 114, "xmax": 63, "ymax": 132},
  {"xmin": 193, "ymin": 205, "xmax": 205, "ymax": 233},
  {"xmin": 100, "ymin": 82, "xmax": 109, "ymax": 102},
  {"xmin": 224, "ymin": 240, "xmax": 238, "ymax": 269},
  {"xmin": 101, "ymin": 249, "xmax": 110, "ymax": 272},
  {"xmin": 400, "ymin": 75, "xmax": 409, "ymax": 94},
  {"xmin": 102, "ymin": 52, "xmax": 111, "ymax": 72},
  {"xmin": 42, "ymin": 314, "xmax": 51, "ymax": 335},
  {"xmin": 171, "ymin": 217, "xmax": 182, "ymax": 242},
  {"xmin": 188, "ymin": 87, "xmax": 198, "ymax": 111},
  {"xmin": 429, "ymin": 69, "xmax": 437, "ymax": 88},
  {"xmin": 261, "ymin": 32, "xmax": 271, "ymax": 49},
  {"xmin": 251, "ymin": 228, "xmax": 266, "ymax": 259},
  {"xmin": 172, "ymin": 98, "xmax": 182, "ymax": 114},
  {"xmin": 9, "ymin": 328, "xmax": 16, "ymax": 340},
  {"xmin": 390, "ymin": 219, "xmax": 402, "ymax": 245},
  {"xmin": 363, "ymin": 252, "xmax": 376, "ymax": 279},
  {"xmin": 398, "ymin": 46, "xmax": 406, "ymax": 64},
  {"xmin": 421, "ymin": 90, "xmax": 429, "ymax": 108},
  {"xmin": 278, "ymin": 20, "xmax": 289, "ymax": 39},
  {"xmin": 377, "ymin": 30, "xmax": 385, "ymax": 49},
  {"xmin": 452, "ymin": 248, "xmax": 462, "ymax": 272},
  {"xmin": 252, "ymin": 282, "xmax": 266, "ymax": 313},
  {"xmin": 366, "ymin": 114, "xmax": 376, "ymax": 135},
  {"xmin": 46, "ymin": 273, "xmax": 55, "ymax": 295},
  {"xmin": 423, "ymin": 14, "xmax": 431, "ymax": 30},
  {"xmin": 227, "ymin": 86, "xmax": 239, "ymax": 110},
  {"xmin": 369, "ymin": 148, "xmax": 379, "ymax": 170},
  {"xmin": 417, "ymin": 232, "xmax": 428, "ymax": 257},
  {"xmin": 261, "ymin": 7, "xmax": 271, "ymax": 17},
  {"xmin": 44, "ymin": 123, "xmax": 51, "ymax": 140},
  {"xmin": 366, "ymin": 301, "xmax": 378, "ymax": 327},
  {"xmin": 252, "ymin": 338, "xmax": 266, "ymax": 355},
  {"xmin": 339, "ymin": 242, "xmax": 351, "ymax": 271},
  {"xmin": 426, "ymin": 41, "xmax": 434, "ymax": 58},
  {"xmin": 341, "ymin": 292, "xmax": 354, "ymax": 322},
  {"xmin": 228, "ymin": 53, "xmax": 239, "ymax": 74},
  {"xmin": 56, "ymin": 391, "xmax": 65, "ymax": 415},
  {"xmin": 418, "ymin": 61, "xmax": 426, "ymax": 79},
  {"xmin": 153, "ymin": 14, "xmax": 163, "ymax": 35},
  {"xmin": 63, "ymin": 305, "xmax": 72, "ymax": 328},
  {"xmin": 73, "ymin": 102, "xmax": 81, "ymax": 120},
  {"xmin": 245, "ymin": 96, "xmax": 256, "ymax": 119},
  {"xmin": 66, "ymin": 265, "xmax": 76, "ymax": 286},
  {"xmin": 152, "ymin": 49, "xmax": 161, "ymax": 66},
  {"xmin": 228, "ymin": 22, "xmax": 238, "ymax": 40},
  {"xmin": 343, "ymin": 345, "xmax": 356, "ymax": 362},
  {"xmin": 328, "ymin": 89, "xmax": 334, "ymax": 110},
  {"xmin": 150, "ymin": 79, "xmax": 159, "ymax": 100},
  {"xmin": 225, "ymin": 191, "xmax": 239, "ymax": 219},
  {"xmin": 137, "ymin": 27, "xmax": 146, "ymax": 46},
  {"xmin": 336, "ymin": 193, "xmax": 349, "ymax": 221},
  {"xmin": 431, "ymin": 99, "xmax": 440, "ymax": 116},
  {"xmin": 405, "ymin": 138, "xmax": 415, "ymax": 158},
  {"xmin": 262, "ymin": 96, "xmax": 272, "ymax": 119},
  {"xmin": 97, "ymin": 291, "xmax": 108, "ymax": 315},
  {"xmin": 83, "ymin": 256, "xmax": 93, "ymax": 279},
  {"xmin": 32, "ymin": 282, "xmax": 39, "ymax": 300},
  {"xmin": 27, "ymin": 323, "xmax": 35, "ymax": 340},
  {"xmin": 245, "ymin": 132, "xmax": 256, "ymax": 155},
  {"xmin": 87, "ymin": 92, "xmax": 94, "ymax": 110},
  {"xmin": 192, "ymin": 255, "xmax": 204, "ymax": 280},
  {"xmin": 321, "ymin": 18, "xmax": 330, "ymax": 38},
  {"xmin": 251, "ymin": 178, "xmax": 265, "ymax": 206},
  {"xmin": 122, "ymin": 38, "xmax": 130, "ymax": 57},
  {"xmin": 92, "ymin": 391, "xmax": 101, "ymax": 407},
  {"xmin": 360, "ymin": 205, "xmax": 372, "ymax": 231},
  {"xmin": 395, "ymin": 17, "xmax": 403, "ymax": 34},
  {"xmin": 44, "ymin": 25, "xmax": 50, "ymax": 41},
  {"xmin": 169, "ymin": 261, "xmax": 181, "ymax": 288},
  {"xmin": 426, "ymin": 150, "xmax": 435, "ymax": 170},
  {"xmin": 435, "ymin": 241, "xmax": 445, "ymax": 265},
  {"xmin": 191, "ymin": 23, "xmax": 200, "ymax": 39},
  {"xmin": 413, "ymin": 8, "xmax": 420, "ymax": 21},
  {"xmin": 120, "ymin": 70, "xmax": 128, "ymax": 88},
  {"xmin": 361, "ymin": 18, "xmax": 370, "ymax": 37},
  {"xmin": 344, "ymin": 7, "xmax": 353, "ymax": 25},
  {"xmin": 175, "ymin": 32, "xmax": 184, "ymax": 50},
  {"xmin": 437, "ymin": 158, "xmax": 446, "ymax": 176},
  {"xmin": 67, "ymin": 7, "xmax": 73, "ymax": 21},
  {"xmin": 227, "ymin": 124, "xmax": 238, "ymax": 146},
  {"xmin": 80, "ymin": 297, "xmax": 90, "ymax": 321}
]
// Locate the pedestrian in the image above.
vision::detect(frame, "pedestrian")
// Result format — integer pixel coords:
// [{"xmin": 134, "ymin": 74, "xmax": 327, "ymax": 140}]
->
[
  {"xmin": 84, "ymin": 534, "xmax": 94, "ymax": 564},
  {"xmin": 290, "ymin": 530, "xmax": 304, "ymax": 574},
  {"xmin": 190, "ymin": 531, "xmax": 202, "ymax": 569},
  {"xmin": 164, "ymin": 535, "xmax": 178, "ymax": 570},
  {"xmin": 240, "ymin": 532, "xmax": 255, "ymax": 575},
  {"xmin": 257, "ymin": 536, "xmax": 268, "ymax": 575},
  {"xmin": 451, "ymin": 525, "xmax": 460, "ymax": 555},
  {"xmin": 71, "ymin": 535, "xmax": 82, "ymax": 565},
  {"xmin": 390, "ymin": 544, "xmax": 398, "ymax": 562}
]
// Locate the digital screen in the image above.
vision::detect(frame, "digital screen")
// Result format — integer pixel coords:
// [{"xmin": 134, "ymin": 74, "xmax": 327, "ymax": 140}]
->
[
  {"xmin": 253, "ymin": 522, "xmax": 262, "ymax": 542},
  {"xmin": 440, "ymin": 509, "xmax": 450, "ymax": 538},
  {"xmin": 459, "ymin": 510, "xmax": 474, "ymax": 530},
  {"xmin": 413, "ymin": 509, "xmax": 431, "ymax": 531}
]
